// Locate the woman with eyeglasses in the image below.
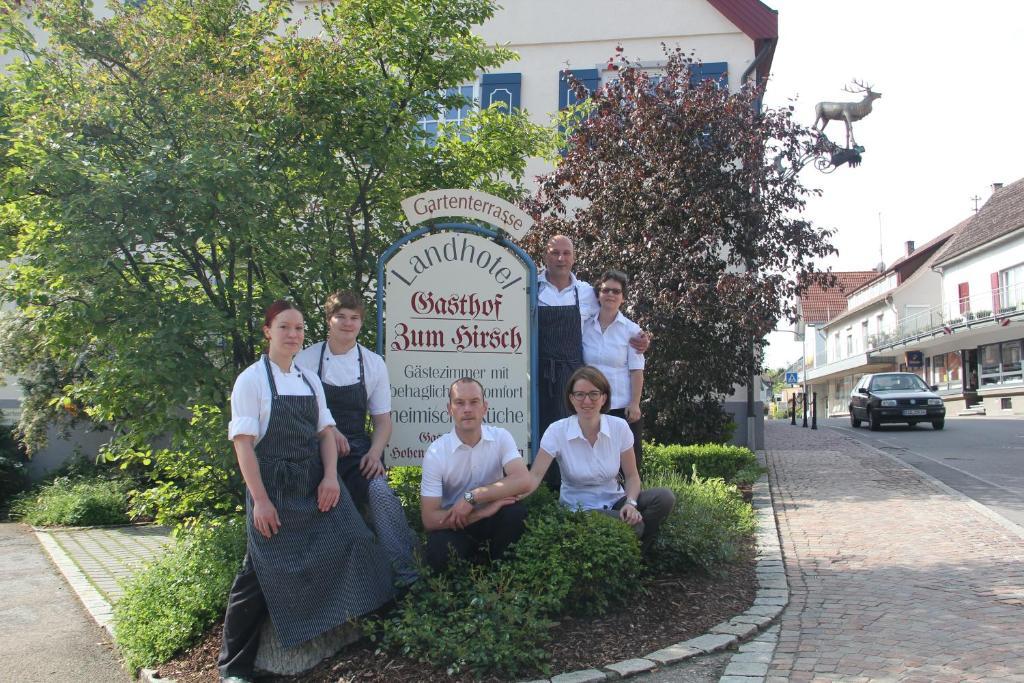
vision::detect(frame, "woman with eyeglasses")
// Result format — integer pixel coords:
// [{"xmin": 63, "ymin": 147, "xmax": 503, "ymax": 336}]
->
[
  {"xmin": 582, "ymin": 270, "xmax": 646, "ymax": 473},
  {"xmin": 527, "ymin": 366, "xmax": 675, "ymax": 552}
]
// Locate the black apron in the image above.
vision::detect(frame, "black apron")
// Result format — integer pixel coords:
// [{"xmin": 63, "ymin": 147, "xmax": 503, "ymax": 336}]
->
[
  {"xmin": 538, "ymin": 285, "xmax": 585, "ymax": 490},
  {"xmin": 247, "ymin": 355, "xmax": 394, "ymax": 648},
  {"xmin": 318, "ymin": 342, "xmax": 372, "ymax": 508}
]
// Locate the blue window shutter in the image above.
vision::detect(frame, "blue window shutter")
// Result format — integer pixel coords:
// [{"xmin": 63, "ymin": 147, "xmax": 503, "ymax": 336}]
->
[
  {"xmin": 480, "ymin": 73, "xmax": 522, "ymax": 113},
  {"xmin": 690, "ymin": 61, "xmax": 729, "ymax": 89},
  {"xmin": 558, "ymin": 68, "xmax": 600, "ymax": 109}
]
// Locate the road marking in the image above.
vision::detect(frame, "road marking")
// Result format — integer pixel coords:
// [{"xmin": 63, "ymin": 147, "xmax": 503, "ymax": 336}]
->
[{"xmin": 830, "ymin": 425, "xmax": 1024, "ymax": 499}]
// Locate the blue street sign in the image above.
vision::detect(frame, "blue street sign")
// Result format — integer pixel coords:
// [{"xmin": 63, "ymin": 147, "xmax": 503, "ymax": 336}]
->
[{"xmin": 785, "ymin": 372, "xmax": 799, "ymax": 384}]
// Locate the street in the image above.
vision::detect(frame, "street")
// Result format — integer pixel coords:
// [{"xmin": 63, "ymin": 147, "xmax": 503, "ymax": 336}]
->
[{"xmin": 824, "ymin": 415, "xmax": 1024, "ymax": 529}]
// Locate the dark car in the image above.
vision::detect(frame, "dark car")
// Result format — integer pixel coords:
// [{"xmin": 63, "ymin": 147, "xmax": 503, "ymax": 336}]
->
[{"xmin": 849, "ymin": 372, "xmax": 946, "ymax": 431}]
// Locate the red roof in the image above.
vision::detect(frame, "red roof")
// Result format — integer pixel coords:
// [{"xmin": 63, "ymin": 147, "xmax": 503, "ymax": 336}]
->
[
  {"xmin": 706, "ymin": 0, "xmax": 778, "ymax": 40},
  {"xmin": 706, "ymin": 0, "xmax": 779, "ymax": 81},
  {"xmin": 799, "ymin": 271, "xmax": 879, "ymax": 325}
]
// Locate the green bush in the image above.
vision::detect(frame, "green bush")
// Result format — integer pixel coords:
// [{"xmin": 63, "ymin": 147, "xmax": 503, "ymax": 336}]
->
[
  {"xmin": 0, "ymin": 417, "xmax": 29, "ymax": 510},
  {"xmin": 116, "ymin": 406, "xmax": 242, "ymax": 526},
  {"xmin": 371, "ymin": 499, "xmax": 642, "ymax": 678},
  {"xmin": 368, "ymin": 561, "xmax": 554, "ymax": 679},
  {"xmin": 643, "ymin": 442, "xmax": 762, "ymax": 483},
  {"xmin": 387, "ymin": 465, "xmax": 424, "ymax": 534},
  {"xmin": 11, "ymin": 476, "xmax": 132, "ymax": 526},
  {"xmin": 647, "ymin": 471, "xmax": 756, "ymax": 573},
  {"xmin": 508, "ymin": 504, "xmax": 642, "ymax": 616},
  {"xmin": 113, "ymin": 517, "xmax": 246, "ymax": 672}
]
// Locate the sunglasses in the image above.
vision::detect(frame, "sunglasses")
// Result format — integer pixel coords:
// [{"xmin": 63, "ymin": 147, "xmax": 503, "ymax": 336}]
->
[{"xmin": 599, "ymin": 287, "xmax": 622, "ymax": 295}]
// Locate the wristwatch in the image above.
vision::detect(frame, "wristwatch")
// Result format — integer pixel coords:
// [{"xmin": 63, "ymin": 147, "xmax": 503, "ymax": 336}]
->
[
  {"xmin": 626, "ymin": 498, "xmax": 639, "ymax": 507},
  {"xmin": 463, "ymin": 490, "xmax": 477, "ymax": 505}
]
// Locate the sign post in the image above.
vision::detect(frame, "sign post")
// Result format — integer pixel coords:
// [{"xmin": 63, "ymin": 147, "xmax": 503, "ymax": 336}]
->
[{"xmin": 378, "ymin": 191, "xmax": 537, "ymax": 466}]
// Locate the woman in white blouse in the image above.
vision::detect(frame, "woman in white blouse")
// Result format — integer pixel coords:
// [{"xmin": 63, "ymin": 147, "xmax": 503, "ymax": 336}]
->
[
  {"xmin": 218, "ymin": 300, "xmax": 394, "ymax": 682},
  {"xmin": 527, "ymin": 366, "xmax": 674, "ymax": 552},
  {"xmin": 582, "ymin": 270, "xmax": 646, "ymax": 473}
]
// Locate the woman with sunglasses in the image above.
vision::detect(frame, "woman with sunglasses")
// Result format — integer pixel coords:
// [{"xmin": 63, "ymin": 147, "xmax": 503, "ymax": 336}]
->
[
  {"xmin": 527, "ymin": 366, "xmax": 674, "ymax": 552},
  {"xmin": 582, "ymin": 270, "xmax": 646, "ymax": 473},
  {"xmin": 218, "ymin": 300, "xmax": 395, "ymax": 683}
]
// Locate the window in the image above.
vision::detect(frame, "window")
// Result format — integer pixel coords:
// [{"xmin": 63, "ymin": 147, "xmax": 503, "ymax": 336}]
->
[
  {"xmin": 417, "ymin": 85, "xmax": 476, "ymax": 141},
  {"xmin": 979, "ymin": 341, "xmax": 1024, "ymax": 386},
  {"xmin": 1000, "ymin": 264, "xmax": 1024, "ymax": 309},
  {"xmin": 689, "ymin": 62, "xmax": 729, "ymax": 90},
  {"xmin": 846, "ymin": 328, "xmax": 853, "ymax": 355},
  {"xmin": 480, "ymin": 73, "xmax": 522, "ymax": 113},
  {"xmin": 558, "ymin": 69, "xmax": 599, "ymax": 110},
  {"xmin": 931, "ymin": 354, "xmax": 946, "ymax": 386},
  {"xmin": 861, "ymin": 321, "xmax": 869, "ymax": 349},
  {"xmin": 958, "ymin": 282, "xmax": 970, "ymax": 314},
  {"xmin": 833, "ymin": 332, "xmax": 840, "ymax": 361}
]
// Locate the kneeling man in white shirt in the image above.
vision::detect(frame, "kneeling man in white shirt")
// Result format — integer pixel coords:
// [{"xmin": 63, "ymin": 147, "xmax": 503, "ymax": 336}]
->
[{"xmin": 420, "ymin": 378, "xmax": 533, "ymax": 572}]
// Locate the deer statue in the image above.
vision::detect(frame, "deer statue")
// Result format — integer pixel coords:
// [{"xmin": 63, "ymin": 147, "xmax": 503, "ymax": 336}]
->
[{"xmin": 813, "ymin": 80, "xmax": 881, "ymax": 148}]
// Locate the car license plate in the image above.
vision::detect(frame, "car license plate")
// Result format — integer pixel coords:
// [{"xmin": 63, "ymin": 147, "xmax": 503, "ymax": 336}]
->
[{"xmin": 903, "ymin": 409, "xmax": 927, "ymax": 416}]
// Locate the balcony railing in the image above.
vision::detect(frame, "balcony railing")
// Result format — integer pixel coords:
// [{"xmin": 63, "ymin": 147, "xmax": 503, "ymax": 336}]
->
[{"xmin": 866, "ymin": 281, "xmax": 1024, "ymax": 352}]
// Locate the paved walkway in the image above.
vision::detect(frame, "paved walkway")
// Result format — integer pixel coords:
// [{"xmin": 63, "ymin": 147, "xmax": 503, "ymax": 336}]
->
[
  {"xmin": 0, "ymin": 522, "xmax": 131, "ymax": 683},
  {"xmin": 764, "ymin": 421, "xmax": 1024, "ymax": 682}
]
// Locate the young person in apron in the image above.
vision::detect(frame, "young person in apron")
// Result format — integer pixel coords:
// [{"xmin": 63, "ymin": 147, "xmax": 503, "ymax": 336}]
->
[
  {"xmin": 219, "ymin": 300, "xmax": 395, "ymax": 683},
  {"xmin": 295, "ymin": 291, "xmax": 418, "ymax": 586}
]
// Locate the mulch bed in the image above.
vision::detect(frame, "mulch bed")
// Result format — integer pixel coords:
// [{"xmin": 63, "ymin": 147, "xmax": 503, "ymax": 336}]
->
[{"xmin": 154, "ymin": 548, "xmax": 757, "ymax": 683}]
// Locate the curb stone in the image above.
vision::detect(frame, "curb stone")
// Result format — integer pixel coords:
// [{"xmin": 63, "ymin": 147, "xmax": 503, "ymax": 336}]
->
[
  {"xmin": 34, "ymin": 530, "xmax": 117, "ymax": 639},
  {"xmin": 542, "ymin": 457, "xmax": 789, "ymax": 683},
  {"xmin": 46, "ymin": 453, "xmax": 791, "ymax": 683}
]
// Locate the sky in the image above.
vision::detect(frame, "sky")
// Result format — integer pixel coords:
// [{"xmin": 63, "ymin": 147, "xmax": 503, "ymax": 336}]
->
[{"xmin": 760, "ymin": 0, "xmax": 1024, "ymax": 369}]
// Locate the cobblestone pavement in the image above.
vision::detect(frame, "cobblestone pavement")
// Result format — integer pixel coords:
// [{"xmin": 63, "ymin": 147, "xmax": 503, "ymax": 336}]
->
[
  {"xmin": 765, "ymin": 421, "xmax": 1024, "ymax": 683},
  {"xmin": 40, "ymin": 525, "xmax": 171, "ymax": 603}
]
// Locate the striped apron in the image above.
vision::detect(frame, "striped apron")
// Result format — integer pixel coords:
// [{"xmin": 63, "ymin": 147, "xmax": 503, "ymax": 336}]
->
[
  {"xmin": 538, "ymin": 287, "xmax": 584, "ymax": 490},
  {"xmin": 317, "ymin": 342, "xmax": 372, "ymax": 508},
  {"xmin": 248, "ymin": 355, "xmax": 394, "ymax": 648}
]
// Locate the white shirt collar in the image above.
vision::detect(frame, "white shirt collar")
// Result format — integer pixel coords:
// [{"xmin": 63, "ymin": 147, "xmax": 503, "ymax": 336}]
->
[
  {"xmin": 565, "ymin": 414, "xmax": 611, "ymax": 441},
  {"xmin": 539, "ymin": 269, "xmax": 579, "ymax": 294},
  {"xmin": 451, "ymin": 425, "xmax": 495, "ymax": 450}
]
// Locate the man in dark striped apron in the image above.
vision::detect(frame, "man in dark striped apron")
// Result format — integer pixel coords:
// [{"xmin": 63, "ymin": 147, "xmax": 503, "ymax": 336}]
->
[
  {"xmin": 537, "ymin": 236, "xmax": 649, "ymax": 489},
  {"xmin": 295, "ymin": 291, "xmax": 419, "ymax": 586},
  {"xmin": 219, "ymin": 354, "xmax": 395, "ymax": 683}
]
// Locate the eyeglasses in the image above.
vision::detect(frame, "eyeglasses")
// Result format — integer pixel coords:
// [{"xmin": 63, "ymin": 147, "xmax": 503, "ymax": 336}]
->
[
  {"xmin": 599, "ymin": 287, "xmax": 622, "ymax": 295},
  {"xmin": 570, "ymin": 390, "xmax": 604, "ymax": 402}
]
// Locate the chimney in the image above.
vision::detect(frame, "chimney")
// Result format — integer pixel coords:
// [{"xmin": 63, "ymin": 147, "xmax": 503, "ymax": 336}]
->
[
  {"xmin": 993, "ymin": 182, "xmax": 1004, "ymax": 192},
  {"xmin": 905, "ymin": 240, "xmax": 915, "ymax": 256}
]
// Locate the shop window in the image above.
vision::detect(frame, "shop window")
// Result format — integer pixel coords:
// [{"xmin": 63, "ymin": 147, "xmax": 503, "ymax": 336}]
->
[
  {"xmin": 1002, "ymin": 397, "xmax": 1013, "ymax": 410},
  {"xmin": 979, "ymin": 341, "xmax": 1024, "ymax": 386}
]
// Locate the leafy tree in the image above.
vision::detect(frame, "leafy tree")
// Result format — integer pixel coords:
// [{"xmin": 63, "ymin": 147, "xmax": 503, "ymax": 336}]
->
[
  {"xmin": 0, "ymin": 0, "xmax": 554, "ymax": 521},
  {"xmin": 524, "ymin": 48, "xmax": 834, "ymax": 444}
]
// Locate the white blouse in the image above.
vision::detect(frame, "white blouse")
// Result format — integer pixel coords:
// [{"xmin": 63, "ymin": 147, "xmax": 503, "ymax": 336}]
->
[
  {"xmin": 228, "ymin": 357, "xmax": 335, "ymax": 444},
  {"xmin": 539, "ymin": 414, "xmax": 634, "ymax": 511},
  {"xmin": 294, "ymin": 342, "xmax": 392, "ymax": 415},
  {"xmin": 582, "ymin": 311, "xmax": 645, "ymax": 409}
]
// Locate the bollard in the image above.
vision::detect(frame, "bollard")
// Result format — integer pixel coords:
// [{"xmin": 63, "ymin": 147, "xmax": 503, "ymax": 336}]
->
[
  {"xmin": 790, "ymin": 395, "xmax": 796, "ymax": 425},
  {"xmin": 812, "ymin": 392, "xmax": 817, "ymax": 429},
  {"xmin": 802, "ymin": 392, "xmax": 808, "ymax": 428}
]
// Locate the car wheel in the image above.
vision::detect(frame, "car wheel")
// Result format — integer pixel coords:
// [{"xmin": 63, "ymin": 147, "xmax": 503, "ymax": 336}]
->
[
  {"xmin": 850, "ymin": 407, "xmax": 861, "ymax": 428},
  {"xmin": 932, "ymin": 419, "xmax": 945, "ymax": 430},
  {"xmin": 868, "ymin": 409, "xmax": 881, "ymax": 431}
]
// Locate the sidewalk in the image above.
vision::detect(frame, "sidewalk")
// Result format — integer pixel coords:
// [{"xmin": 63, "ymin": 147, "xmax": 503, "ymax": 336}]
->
[
  {"xmin": 0, "ymin": 522, "xmax": 132, "ymax": 683},
  {"xmin": 763, "ymin": 421, "xmax": 1024, "ymax": 682}
]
